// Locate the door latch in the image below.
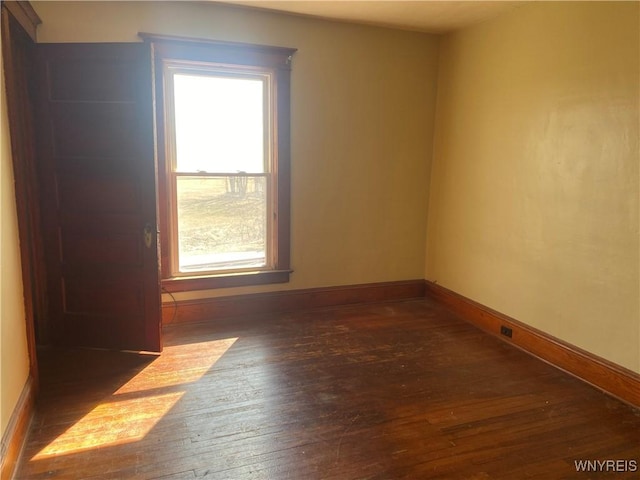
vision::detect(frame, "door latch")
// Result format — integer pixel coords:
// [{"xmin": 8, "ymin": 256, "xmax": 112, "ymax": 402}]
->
[{"xmin": 143, "ymin": 223, "xmax": 154, "ymax": 249}]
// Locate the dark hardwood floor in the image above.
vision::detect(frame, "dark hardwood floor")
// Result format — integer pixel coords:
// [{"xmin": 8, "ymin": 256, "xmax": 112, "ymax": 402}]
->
[{"xmin": 16, "ymin": 299, "xmax": 640, "ymax": 479}]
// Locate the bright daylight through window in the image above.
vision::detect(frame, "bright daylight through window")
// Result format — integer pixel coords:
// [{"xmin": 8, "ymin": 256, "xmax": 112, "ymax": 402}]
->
[
  {"xmin": 148, "ymin": 35, "xmax": 295, "ymax": 290},
  {"xmin": 169, "ymin": 69, "xmax": 271, "ymax": 274}
]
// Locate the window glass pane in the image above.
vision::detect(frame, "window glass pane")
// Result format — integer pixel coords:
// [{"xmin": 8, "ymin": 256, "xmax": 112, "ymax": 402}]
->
[
  {"xmin": 176, "ymin": 176, "xmax": 267, "ymax": 273},
  {"xmin": 173, "ymin": 74, "xmax": 265, "ymax": 174}
]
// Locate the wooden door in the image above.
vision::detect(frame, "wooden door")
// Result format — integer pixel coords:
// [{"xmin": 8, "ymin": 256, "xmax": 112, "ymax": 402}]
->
[{"xmin": 36, "ymin": 43, "xmax": 161, "ymax": 352}]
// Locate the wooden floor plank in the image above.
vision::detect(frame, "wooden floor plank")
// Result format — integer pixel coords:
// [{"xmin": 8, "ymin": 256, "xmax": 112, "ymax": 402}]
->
[{"xmin": 16, "ymin": 299, "xmax": 640, "ymax": 479}]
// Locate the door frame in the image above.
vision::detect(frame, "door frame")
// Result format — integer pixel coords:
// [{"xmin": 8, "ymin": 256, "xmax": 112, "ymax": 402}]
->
[{"xmin": 1, "ymin": 1, "xmax": 44, "ymax": 392}]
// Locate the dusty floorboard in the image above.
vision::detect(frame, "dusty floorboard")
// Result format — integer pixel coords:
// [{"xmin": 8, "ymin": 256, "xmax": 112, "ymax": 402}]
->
[{"xmin": 16, "ymin": 299, "xmax": 640, "ymax": 479}]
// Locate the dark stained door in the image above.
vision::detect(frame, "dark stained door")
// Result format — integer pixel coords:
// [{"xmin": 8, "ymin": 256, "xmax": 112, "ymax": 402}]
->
[{"xmin": 36, "ymin": 43, "xmax": 161, "ymax": 352}]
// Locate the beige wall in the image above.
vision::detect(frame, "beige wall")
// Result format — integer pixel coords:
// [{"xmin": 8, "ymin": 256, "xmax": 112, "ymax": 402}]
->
[
  {"xmin": 0, "ymin": 33, "xmax": 31, "ymax": 437},
  {"xmin": 426, "ymin": 1, "xmax": 640, "ymax": 373},
  {"xmin": 32, "ymin": 1, "xmax": 440, "ymax": 301}
]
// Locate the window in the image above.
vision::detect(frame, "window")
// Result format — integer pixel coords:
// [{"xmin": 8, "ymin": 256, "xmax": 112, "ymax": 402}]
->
[
  {"xmin": 168, "ymin": 67, "xmax": 270, "ymax": 274},
  {"xmin": 145, "ymin": 34, "xmax": 296, "ymax": 291}
]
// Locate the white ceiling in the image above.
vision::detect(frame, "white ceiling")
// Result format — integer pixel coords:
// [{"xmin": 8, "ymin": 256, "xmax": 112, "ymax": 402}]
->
[{"xmin": 218, "ymin": 1, "xmax": 523, "ymax": 34}]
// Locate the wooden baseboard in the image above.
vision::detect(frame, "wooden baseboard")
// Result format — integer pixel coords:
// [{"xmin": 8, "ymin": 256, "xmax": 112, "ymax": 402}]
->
[
  {"xmin": 162, "ymin": 279, "xmax": 425, "ymax": 325},
  {"xmin": 424, "ymin": 281, "xmax": 640, "ymax": 408},
  {"xmin": 1, "ymin": 376, "xmax": 35, "ymax": 480}
]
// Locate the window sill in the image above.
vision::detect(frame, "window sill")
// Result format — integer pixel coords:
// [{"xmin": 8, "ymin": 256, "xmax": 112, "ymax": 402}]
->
[{"xmin": 162, "ymin": 269, "xmax": 292, "ymax": 292}]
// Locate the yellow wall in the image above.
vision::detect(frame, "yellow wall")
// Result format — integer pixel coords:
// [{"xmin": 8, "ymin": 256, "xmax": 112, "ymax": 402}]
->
[
  {"xmin": 426, "ymin": 1, "xmax": 639, "ymax": 373},
  {"xmin": 32, "ymin": 1, "xmax": 440, "ymax": 301},
  {"xmin": 0, "ymin": 32, "xmax": 31, "ymax": 437}
]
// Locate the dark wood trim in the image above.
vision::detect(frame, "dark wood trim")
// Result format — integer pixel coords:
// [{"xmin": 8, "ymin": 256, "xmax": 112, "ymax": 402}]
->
[
  {"xmin": 139, "ymin": 33, "xmax": 297, "ymax": 68},
  {"xmin": 162, "ymin": 279, "xmax": 425, "ymax": 324},
  {"xmin": 1, "ymin": 2, "xmax": 44, "ymax": 390},
  {"xmin": 0, "ymin": 376, "xmax": 35, "ymax": 480},
  {"xmin": 424, "ymin": 281, "xmax": 640, "ymax": 407},
  {"xmin": 163, "ymin": 270, "xmax": 293, "ymax": 292},
  {"xmin": 1, "ymin": 1, "xmax": 41, "ymax": 42}
]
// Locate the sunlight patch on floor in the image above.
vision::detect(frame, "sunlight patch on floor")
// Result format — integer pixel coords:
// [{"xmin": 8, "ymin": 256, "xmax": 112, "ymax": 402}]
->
[
  {"xmin": 116, "ymin": 337, "xmax": 238, "ymax": 394},
  {"xmin": 32, "ymin": 391, "xmax": 185, "ymax": 459},
  {"xmin": 32, "ymin": 337, "xmax": 238, "ymax": 460}
]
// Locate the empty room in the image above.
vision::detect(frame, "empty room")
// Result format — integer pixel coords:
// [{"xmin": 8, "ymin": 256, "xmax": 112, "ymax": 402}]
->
[{"xmin": 1, "ymin": 1, "xmax": 638, "ymax": 478}]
